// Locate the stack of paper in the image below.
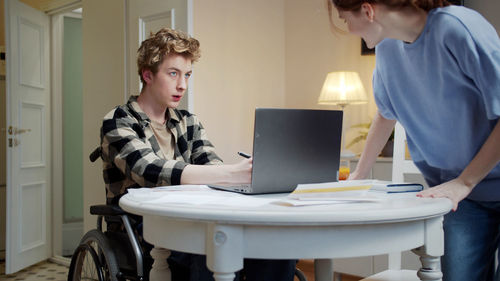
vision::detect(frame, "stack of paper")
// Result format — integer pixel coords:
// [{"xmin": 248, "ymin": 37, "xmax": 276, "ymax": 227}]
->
[
  {"xmin": 272, "ymin": 181, "xmax": 378, "ymax": 206},
  {"xmin": 275, "ymin": 180, "xmax": 422, "ymax": 206},
  {"xmin": 289, "ymin": 181, "xmax": 372, "ymax": 199}
]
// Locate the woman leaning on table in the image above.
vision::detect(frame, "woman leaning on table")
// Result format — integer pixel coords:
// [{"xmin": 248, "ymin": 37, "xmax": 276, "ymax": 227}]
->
[{"xmin": 326, "ymin": 0, "xmax": 500, "ymax": 280}]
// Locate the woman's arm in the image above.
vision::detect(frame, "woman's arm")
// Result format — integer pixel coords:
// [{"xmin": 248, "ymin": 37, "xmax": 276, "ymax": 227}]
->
[
  {"xmin": 418, "ymin": 119, "xmax": 500, "ymax": 210},
  {"xmin": 349, "ymin": 111, "xmax": 396, "ymax": 179}
]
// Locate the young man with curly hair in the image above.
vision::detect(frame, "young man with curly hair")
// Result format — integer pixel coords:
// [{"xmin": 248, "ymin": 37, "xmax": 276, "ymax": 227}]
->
[{"xmin": 100, "ymin": 28, "xmax": 296, "ymax": 281}]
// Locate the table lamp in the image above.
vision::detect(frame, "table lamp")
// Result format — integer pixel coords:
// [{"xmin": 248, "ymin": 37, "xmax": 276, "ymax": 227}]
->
[{"xmin": 318, "ymin": 71, "xmax": 368, "ymax": 158}]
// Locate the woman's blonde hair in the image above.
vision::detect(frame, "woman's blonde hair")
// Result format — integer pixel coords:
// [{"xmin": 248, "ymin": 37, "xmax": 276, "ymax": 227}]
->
[{"xmin": 137, "ymin": 28, "xmax": 200, "ymax": 84}]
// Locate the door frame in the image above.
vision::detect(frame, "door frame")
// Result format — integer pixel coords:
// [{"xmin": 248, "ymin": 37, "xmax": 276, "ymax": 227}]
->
[{"xmin": 50, "ymin": 7, "xmax": 82, "ymax": 262}]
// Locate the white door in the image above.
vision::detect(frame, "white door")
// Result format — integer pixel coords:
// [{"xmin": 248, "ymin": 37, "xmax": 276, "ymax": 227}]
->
[
  {"xmin": 5, "ymin": 0, "xmax": 51, "ymax": 273},
  {"xmin": 127, "ymin": 0, "xmax": 190, "ymax": 110}
]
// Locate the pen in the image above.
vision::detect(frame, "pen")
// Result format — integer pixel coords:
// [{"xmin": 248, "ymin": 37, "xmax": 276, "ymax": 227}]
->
[{"xmin": 237, "ymin": 151, "xmax": 251, "ymax": 159}]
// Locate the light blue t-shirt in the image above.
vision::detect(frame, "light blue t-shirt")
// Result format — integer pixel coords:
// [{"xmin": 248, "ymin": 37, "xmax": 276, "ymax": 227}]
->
[{"xmin": 373, "ymin": 6, "xmax": 500, "ymax": 201}]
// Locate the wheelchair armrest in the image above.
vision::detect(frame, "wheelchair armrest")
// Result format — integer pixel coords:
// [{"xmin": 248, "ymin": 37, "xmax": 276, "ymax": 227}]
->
[
  {"xmin": 90, "ymin": 204, "xmax": 127, "ymax": 216},
  {"xmin": 89, "ymin": 147, "xmax": 101, "ymax": 162}
]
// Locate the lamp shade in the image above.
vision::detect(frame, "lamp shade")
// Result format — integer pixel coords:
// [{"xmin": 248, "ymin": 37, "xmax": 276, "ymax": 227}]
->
[{"xmin": 318, "ymin": 71, "xmax": 368, "ymax": 107}]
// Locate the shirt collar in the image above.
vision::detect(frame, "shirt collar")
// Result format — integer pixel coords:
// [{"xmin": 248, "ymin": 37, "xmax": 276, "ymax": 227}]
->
[{"xmin": 127, "ymin": 95, "xmax": 181, "ymax": 126}]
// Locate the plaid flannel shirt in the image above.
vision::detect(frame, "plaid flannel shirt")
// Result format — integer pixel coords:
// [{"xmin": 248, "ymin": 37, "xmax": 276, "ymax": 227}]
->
[{"xmin": 101, "ymin": 96, "xmax": 222, "ymax": 204}]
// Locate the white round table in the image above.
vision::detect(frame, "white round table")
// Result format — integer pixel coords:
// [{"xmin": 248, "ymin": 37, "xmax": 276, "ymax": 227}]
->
[{"xmin": 120, "ymin": 191, "xmax": 452, "ymax": 281}]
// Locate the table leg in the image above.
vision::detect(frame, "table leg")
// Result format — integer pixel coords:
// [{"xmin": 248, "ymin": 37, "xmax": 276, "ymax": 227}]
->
[
  {"xmin": 413, "ymin": 246, "xmax": 443, "ymax": 281},
  {"xmin": 205, "ymin": 224, "xmax": 244, "ymax": 281},
  {"xmin": 149, "ymin": 247, "xmax": 171, "ymax": 281},
  {"xmin": 412, "ymin": 216, "xmax": 445, "ymax": 281},
  {"xmin": 314, "ymin": 259, "xmax": 334, "ymax": 281}
]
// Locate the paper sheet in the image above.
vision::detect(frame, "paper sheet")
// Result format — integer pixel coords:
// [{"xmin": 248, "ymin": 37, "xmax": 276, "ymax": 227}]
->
[
  {"xmin": 125, "ymin": 182, "xmax": 395, "ymax": 208},
  {"xmin": 126, "ymin": 185, "xmax": 277, "ymax": 207},
  {"xmin": 269, "ymin": 181, "xmax": 385, "ymax": 206}
]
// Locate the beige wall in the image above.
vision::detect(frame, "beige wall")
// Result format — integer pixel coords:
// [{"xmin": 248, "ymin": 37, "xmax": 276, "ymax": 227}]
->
[
  {"xmin": 19, "ymin": 0, "xmax": 76, "ymax": 12},
  {"xmin": 284, "ymin": 0, "xmax": 376, "ymax": 153},
  {"xmin": 81, "ymin": 0, "xmax": 376, "ymax": 230},
  {"xmin": 81, "ymin": 0, "xmax": 287, "ymax": 230},
  {"xmin": 191, "ymin": 0, "xmax": 377, "ymax": 161},
  {"xmin": 0, "ymin": 0, "xmax": 4, "ymax": 45},
  {"xmin": 82, "ymin": 0, "xmax": 125, "ymax": 231},
  {"xmin": 192, "ymin": 0, "xmax": 286, "ymax": 163}
]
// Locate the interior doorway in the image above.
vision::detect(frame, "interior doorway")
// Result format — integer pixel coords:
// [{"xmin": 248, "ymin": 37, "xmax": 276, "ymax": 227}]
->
[
  {"xmin": 1, "ymin": 0, "xmax": 83, "ymax": 269},
  {"xmin": 52, "ymin": 8, "xmax": 84, "ymax": 260}
]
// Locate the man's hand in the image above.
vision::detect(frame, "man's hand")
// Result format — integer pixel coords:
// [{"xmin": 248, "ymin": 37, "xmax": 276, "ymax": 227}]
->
[
  {"xmin": 230, "ymin": 158, "xmax": 252, "ymax": 184},
  {"xmin": 417, "ymin": 178, "xmax": 472, "ymax": 211},
  {"xmin": 181, "ymin": 158, "xmax": 252, "ymax": 185}
]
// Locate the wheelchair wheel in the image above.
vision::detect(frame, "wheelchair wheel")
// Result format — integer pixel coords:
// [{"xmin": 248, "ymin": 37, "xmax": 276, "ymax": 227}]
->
[
  {"xmin": 68, "ymin": 244, "xmax": 105, "ymax": 281},
  {"xmin": 68, "ymin": 229, "xmax": 120, "ymax": 281}
]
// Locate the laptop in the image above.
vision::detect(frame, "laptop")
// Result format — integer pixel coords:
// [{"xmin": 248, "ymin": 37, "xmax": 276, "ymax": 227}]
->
[{"xmin": 209, "ymin": 108, "xmax": 343, "ymax": 194}]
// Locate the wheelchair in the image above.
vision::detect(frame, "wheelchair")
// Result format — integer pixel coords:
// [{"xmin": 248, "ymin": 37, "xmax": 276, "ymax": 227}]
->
[
  {"xmin": 67, "ymin": 148, "xmax": 308, "ymax": 281},
  {"xmin": 67, "ymin": 203, "xmax": 152, "ymax": 281}
]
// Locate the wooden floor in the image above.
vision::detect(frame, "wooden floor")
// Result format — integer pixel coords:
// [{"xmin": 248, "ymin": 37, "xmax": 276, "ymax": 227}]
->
[{"xmin": 296, "ymin": 260, "xmax": 362, "ymax": 281}]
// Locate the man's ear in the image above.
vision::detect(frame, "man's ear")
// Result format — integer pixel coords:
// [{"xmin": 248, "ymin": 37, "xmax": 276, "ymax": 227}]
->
[
  {"xmin": 142, "ymin": 69, "xmax": 153, "ymax": 84},
  {"xmin": 360, "ymin": 2, "xmax": 375, "ymax": 22}
]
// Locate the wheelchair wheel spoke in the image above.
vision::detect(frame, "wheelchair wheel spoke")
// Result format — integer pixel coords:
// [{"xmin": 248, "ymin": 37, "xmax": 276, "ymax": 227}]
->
[
  {"xmin": 69, "ymin": 244, "xmax": 105, "ymax": 281},
  {"xmin": 68, "ymin": 224, "xmax": 127, "ymax": 281},
  {"xmin": 87, "ymin": 241, "xmax": 111, "ymax": 280},
  {"xmin": 83, "ymin": 251, "xmax": 99, "ymax": 280}
]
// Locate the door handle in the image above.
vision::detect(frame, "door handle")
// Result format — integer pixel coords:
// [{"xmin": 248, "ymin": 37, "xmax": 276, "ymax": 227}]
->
[
  {"xmin": 16, "ymin": 128, "xmax": 31, "ymax": 135},
  {"xmin": 7, "ymin": 126, "xmax": 31, "ymax": 135}
]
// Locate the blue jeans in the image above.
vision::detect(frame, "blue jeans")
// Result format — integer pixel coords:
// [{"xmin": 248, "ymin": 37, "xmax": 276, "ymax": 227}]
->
[
  {"xmin": 167, "ymin": 251, "xmax": 296, "ymax": 281},
  {"xmin": 442, "ymin": 199, "xmax": 500, "ymax": 281}
]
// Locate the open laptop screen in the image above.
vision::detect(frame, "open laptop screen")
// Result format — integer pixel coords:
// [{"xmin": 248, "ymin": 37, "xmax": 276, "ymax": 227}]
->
[{"xmin": 249, "ymin": 108, "xmax": 343, "ymax": 193}]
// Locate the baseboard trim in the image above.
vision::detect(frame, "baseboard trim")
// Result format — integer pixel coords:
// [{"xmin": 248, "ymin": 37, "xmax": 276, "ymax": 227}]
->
[{"xmin": 49, "ymin": 255, "xmax": 71, "ymax": 267}]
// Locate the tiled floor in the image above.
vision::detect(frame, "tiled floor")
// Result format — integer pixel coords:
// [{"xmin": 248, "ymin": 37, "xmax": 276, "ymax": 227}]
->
[
  {"xmin": 0, "ymin": 259, "xmax": 360, "ymax": 281},
  {"xmin": 0, "ymin": 260, "xmax": 68, "ymax": 281}
]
